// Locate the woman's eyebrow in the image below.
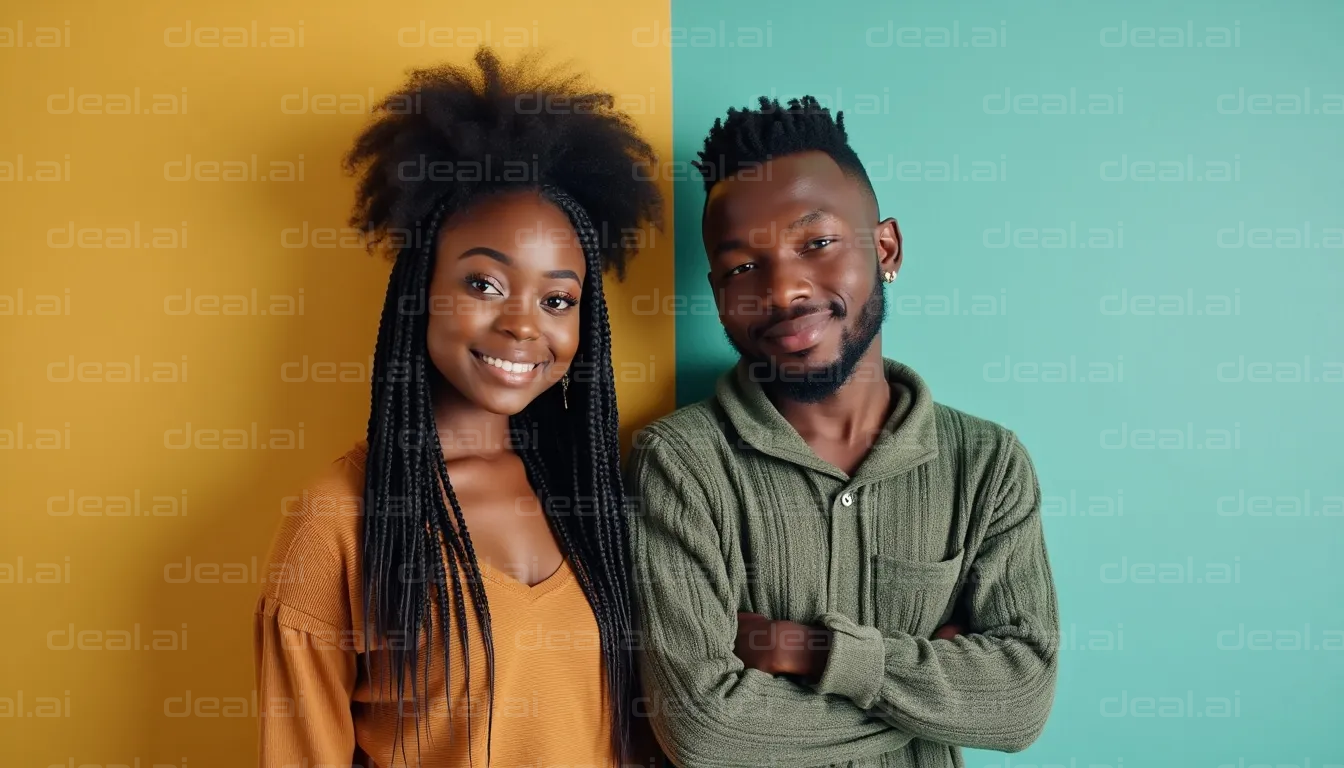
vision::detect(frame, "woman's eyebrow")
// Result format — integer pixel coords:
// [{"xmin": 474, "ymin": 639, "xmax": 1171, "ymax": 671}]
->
[
  {"xmin": 460, "ymin": 247, "xmax": 579, "ymax": 282},
  {"xmin": 459, "ymin": 246, "xmax": 512, "ymax": 264}
]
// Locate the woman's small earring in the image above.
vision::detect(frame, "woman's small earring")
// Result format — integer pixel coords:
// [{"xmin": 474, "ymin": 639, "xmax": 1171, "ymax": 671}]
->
[
  {"xmin": 561, "ymin": 374, "xmax": 569, "ymax": 410},
  {"xmin": 882, "ymin": 270, "xmax": 897, "ymax": 284}
]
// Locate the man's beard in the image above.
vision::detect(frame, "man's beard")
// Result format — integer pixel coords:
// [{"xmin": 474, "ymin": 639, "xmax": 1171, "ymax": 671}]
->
[{"xmin": 728, "ymin": 271, "xmax": 887, "ymax": 404}]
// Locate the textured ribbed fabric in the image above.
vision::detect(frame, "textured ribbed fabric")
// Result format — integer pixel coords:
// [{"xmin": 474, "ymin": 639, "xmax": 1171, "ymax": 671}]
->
[
  {"xmin": 626, "ymin": 358, "xmax": 1059, "ymax": 768},
  {"xmin": 254, "ymin": 442, "xmax": 617, "ymax": 768}
]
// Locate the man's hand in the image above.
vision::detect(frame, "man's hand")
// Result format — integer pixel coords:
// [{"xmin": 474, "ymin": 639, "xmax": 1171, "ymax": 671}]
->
[
  {"xmin": 734, "ymin": 613, "xmax": 968, "ymax": 681},
  {"xmin": 934, "ymin": 622, "xmax": 965, "ymax": 641},
  {"xmin": 734, "ymin": 612, "xmax": 830, "ymax": 681}
]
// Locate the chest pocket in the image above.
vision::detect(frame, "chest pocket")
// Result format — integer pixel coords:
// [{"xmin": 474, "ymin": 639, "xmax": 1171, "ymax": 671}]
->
[{"xmin": 872, "ymin": 550, "xmax": 965, "ymax": 638}]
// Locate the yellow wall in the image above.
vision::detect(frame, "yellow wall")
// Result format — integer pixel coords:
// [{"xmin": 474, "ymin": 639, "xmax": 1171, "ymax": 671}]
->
[{"xmin": 0, "ymin": 1, "xmax": 673, "ymax": 764}]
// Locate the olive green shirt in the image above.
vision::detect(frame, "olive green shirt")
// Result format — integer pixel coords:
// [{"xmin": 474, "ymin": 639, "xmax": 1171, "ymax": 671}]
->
[{"xmin": 626, "ymin": 358, "xmax": 1059, "ymax": 767}]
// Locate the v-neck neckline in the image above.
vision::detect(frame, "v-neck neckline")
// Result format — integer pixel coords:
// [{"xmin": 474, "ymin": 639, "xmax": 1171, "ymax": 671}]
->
[{"xmin": 475, "ymin": 556, "xmax": 573, "ymax": 601}]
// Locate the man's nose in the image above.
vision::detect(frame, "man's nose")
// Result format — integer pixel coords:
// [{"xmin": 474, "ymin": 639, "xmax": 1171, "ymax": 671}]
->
[{"xmin": 765, "ymin": 257, "xmax": 813, "ymax": 312}]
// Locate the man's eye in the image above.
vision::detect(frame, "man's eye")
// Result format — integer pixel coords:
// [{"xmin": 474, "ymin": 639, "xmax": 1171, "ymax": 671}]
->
[
  {"xmin": 726, "ymin": 263, "xmax": 756, "ymax": 278},
  {"xmin": 806, "ymin": 237, "xmax": 837, "ymax": 251}
]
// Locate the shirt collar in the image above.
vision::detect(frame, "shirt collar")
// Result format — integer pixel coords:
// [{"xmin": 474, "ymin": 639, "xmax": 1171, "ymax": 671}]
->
[{"xmin": 715, "ymin": 357, "xmax": 940, "ymax": 483}]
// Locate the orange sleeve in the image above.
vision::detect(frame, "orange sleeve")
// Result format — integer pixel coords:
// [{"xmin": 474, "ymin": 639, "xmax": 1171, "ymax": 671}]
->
[{"xmin": 255, "ymin": 593, "xmax": 359, "ymax": 768}]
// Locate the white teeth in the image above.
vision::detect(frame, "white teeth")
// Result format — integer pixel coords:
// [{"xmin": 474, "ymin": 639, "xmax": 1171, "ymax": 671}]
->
[{"xmin": 480, "ymin": 354, "xmax": 537, "ymax": 373}]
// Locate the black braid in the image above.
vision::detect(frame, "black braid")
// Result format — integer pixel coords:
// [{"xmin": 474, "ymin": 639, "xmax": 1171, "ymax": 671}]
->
[
  {"xmin": 349, "ymin": 46, "xmax": 661, "ymax": 767},
  {"xmin": 537, "ymin": 187, "xmax": 637, "ymax": 759},
  {"xmin": 363, "ymin": 204, "xmax": 499, "ymax": 765}
]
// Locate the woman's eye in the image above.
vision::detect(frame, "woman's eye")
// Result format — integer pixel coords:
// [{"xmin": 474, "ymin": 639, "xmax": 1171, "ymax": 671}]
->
[
  {"xmin": 726, "ymin": 262, "xmax": 756, "ymax": 278},
  {"xmin": 466, "ymin": 276, "xmax": 503, "ymax": 296},
  {"xmin": 543, "ymin": 295, "xmax": 577, "ymax": 311}
]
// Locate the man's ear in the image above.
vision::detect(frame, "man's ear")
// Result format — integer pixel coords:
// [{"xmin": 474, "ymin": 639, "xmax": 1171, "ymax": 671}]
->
[{"xmin": 876, "ymin": 218, "xmax": 902, "ymax": 276}]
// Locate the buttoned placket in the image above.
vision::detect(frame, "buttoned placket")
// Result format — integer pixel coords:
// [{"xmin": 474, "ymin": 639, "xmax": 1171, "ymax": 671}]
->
[
  {"xmin": 826, "ymin": 483, "xmax": 862, "ymax": 614},
  {"xmin": 715, "ymin": 358, "xmax": 942, "ymax": 645}
]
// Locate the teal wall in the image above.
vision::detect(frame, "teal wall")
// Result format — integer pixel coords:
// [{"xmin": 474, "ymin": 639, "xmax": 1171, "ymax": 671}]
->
[{"xmin": 670, "ymin": 0, "xmax": 1344, "ymax": 764}]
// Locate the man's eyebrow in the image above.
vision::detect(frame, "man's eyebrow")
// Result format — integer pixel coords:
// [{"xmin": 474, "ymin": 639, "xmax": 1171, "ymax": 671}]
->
[
  {"xmin": 711, "ymin": 209, "xmax": 835, "ymax": 260},
  {"xmin": 711, "ymin": 238, "xmax": 745, "ymax": 260},
  {"xmin": 459, "ymin": 246, "xmax": 512, "ymax": 265},
  {"xmin": 783, "ymin": 209, "xmax": 832, "ymax": 232}
]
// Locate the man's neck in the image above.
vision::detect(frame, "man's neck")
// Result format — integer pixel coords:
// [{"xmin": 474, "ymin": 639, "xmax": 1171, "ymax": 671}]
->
[{"xmin": 769, "ymin": 342, "xmax": 892, "ymax": 453}]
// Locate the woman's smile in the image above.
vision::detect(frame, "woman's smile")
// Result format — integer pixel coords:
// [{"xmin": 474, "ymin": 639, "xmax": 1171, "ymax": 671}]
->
[{"xmin": 471, "ymin": 349, "xmax": 545, "ymax": 384}]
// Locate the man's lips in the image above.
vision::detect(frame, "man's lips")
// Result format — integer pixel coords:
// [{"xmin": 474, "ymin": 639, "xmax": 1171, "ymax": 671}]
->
[{"xmin": 759, "ymin": 311, "xmax": 833, "ymax": 353}]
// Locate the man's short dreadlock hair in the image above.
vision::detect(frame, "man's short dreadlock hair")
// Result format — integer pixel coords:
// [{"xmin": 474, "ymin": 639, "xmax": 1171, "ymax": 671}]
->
[{"xmin": 693, "ymin": 95, "xmax": 876, "ymax": 198}]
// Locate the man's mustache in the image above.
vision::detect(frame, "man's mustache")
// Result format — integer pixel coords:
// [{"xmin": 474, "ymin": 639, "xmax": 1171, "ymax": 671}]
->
[{"xmin": 753, "ymin": 300, "xmax": 847, "ymax": 339}]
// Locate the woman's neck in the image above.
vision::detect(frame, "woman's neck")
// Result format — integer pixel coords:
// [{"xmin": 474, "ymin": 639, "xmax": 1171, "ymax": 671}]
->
[{"xmin": 431, "ymin": 379, "xmax": 514, "ymax": 461}]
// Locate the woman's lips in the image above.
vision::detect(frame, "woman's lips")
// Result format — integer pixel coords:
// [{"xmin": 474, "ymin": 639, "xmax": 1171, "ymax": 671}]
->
[{"xmin": 471, "ymin": 350, "xmax": 543, "ymax": 385}]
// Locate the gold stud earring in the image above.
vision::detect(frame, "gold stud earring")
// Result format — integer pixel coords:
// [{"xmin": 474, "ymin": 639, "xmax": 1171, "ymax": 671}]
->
[
  {"xmin": 882, "ymin": 270, "xmax": 897, "ymax": 284},
  {"xmin": 561, "ymin": 374, "xmax": 569, "ymax": 410}
]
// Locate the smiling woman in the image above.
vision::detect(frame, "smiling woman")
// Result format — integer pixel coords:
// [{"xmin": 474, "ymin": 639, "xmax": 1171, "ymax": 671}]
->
[
  {"xmin": 428, "ymin": 199, "xmax": 588, "ymax": 414},
  {"xmin": 252, "ymin": 46, "xmax": 663, "ymax": 768}
]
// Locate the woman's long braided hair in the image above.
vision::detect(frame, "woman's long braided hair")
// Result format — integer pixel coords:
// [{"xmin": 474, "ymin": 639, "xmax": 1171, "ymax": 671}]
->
[{"xmin": 344, "ymin": 47, "xmax": 662, "ymax": 765}]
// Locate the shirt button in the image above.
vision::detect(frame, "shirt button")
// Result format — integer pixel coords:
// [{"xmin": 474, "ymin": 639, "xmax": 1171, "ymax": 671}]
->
[{"xmin": 841, "ymin": 492, "xmax": 854, "ymax": 507}]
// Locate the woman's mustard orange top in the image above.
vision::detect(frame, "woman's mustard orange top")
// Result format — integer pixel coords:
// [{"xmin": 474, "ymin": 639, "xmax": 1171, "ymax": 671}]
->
[{"xmin": 253, "ymin": 442, "xmax": 618, "ymax": 768}]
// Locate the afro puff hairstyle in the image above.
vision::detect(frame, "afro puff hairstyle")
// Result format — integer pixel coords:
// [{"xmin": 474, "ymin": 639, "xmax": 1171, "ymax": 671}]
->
[{"xmin": 345, "ymin": 46, "xmax": 663, "ymax": 279}]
